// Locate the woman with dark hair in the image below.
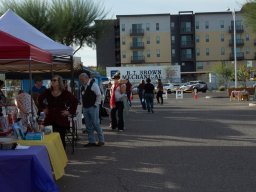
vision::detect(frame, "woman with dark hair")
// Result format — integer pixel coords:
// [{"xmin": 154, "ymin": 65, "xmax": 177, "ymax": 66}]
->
[
  {"xmin": 38, "ymin": 75, "xmax": 78, "ymax": 148},
  {"xmin": 144, "ymin": 78, "xmax": 155, "ymax": 113}
]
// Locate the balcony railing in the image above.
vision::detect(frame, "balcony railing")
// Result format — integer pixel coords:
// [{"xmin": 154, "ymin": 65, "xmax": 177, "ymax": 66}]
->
[
  {"xmin": 230, "ymin": 52, "xmax": 244, "ymax": 60},
  {"xmin": 131, "ymin": 56, "xmax": 145, "ymax": 64},
  {"xmin": 130, "ymin": 42, "xmax": 144, "ymax": 49},
  {"xmin": 229, "ymin": 39, "xmax": 244, "ymax": 46},
  {"xmin": 181, "ymin": 53, "xmax": 193, "ymax": 61},
  {"xmin": 180, "ymin": 27, "xmax": 192, "ymax": 33},
  {"xmin": 180, "ymin": 40, "xmax": 193, "ymax": 48},
  {"xmin": 229, "ymin": 25, "xmax": 244, "ymax": 33},
  {"xmin": 130, "ymin": 29, "xmax": 144, "ymax": 36}
]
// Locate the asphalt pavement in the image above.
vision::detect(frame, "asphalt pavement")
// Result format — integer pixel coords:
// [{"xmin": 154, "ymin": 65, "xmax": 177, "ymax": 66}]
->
[{"xmin": 57, "ymin": 91, "xmax": 256, "ymax": 192}]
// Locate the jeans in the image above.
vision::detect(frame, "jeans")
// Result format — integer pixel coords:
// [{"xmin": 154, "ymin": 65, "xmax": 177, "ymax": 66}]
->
[
  {"xmin": 156, "ymin": 91, "xmax": 163, "ymax": 104},
  {"xmin": 83, "ymin": 105, "xmax": 105, "ymax": 144},
  {"xmin": 111, "ymin": 101, "xmax": 124, "ymax": 130},
  {"xmin": 144, "ymin": 93, "xmax": 154, "ymax": 111}
]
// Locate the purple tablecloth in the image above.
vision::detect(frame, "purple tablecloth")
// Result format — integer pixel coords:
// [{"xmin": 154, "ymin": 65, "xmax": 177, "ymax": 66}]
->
[{"xmin": 0, "ymin": 145, "xmax": 59, "ymax": 192}]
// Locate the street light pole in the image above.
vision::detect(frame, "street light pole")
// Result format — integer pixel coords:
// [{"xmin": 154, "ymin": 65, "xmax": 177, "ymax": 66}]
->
[{"xmin": 232, "ymin": 9, "xmax": 238, "ymax": 88}]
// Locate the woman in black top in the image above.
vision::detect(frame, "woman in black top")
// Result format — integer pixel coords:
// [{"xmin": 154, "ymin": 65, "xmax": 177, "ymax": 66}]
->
[{"xmin": 143, "ymin": 78, "xmax": 155, "ymax": 113}]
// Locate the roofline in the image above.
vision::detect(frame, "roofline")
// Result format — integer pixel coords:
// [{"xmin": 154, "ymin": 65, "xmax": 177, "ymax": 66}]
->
[
  {"xmin": 195, "ymin": 11, "xmax": 241, "ymax": 15},
  {"xmin": 117, "ymin": 13, "xmax": 170, "ymax": 18}
]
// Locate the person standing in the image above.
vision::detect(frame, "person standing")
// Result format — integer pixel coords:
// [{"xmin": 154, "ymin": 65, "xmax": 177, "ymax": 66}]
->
[
  {"xmin": 156, "ymin": 78, "xmax": 164, "ymax": 104},
  {"xmin": 38, "ymin": 75, "xmax": 78, "ymax": 149},
  {"xmin": 110, "ymin": 72, "xmax": 126, "ymax": 131},
  {"xmin": 32, "ymin": 77, "xmax": 46, "ymax": 108},
  {"xmin": 79, "ymin": 72, "xmax": 105, "ymax": 147},
  {"xmin": 0, "ymin": 80, "xmax": 7, "ymax": 132},
  {"xmin": 15, "ymin": 90, "xmax": 38, "ymax": 131},
  {"xmin": 144, "ymin": 78, "xmax": 155, "ymax": 113}
]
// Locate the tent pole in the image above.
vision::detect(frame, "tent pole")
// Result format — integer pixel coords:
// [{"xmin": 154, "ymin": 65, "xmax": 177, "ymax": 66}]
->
[
  {"xmin": 70, "ymin": 55, "xmax": 75, "ymax": 94},
  {"xmin": 29, "ymin": 60, "xmax": 34, "ymax": 118}
]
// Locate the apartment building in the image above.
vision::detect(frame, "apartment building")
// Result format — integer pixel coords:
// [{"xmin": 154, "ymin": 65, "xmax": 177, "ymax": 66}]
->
[{"xmin": 96, "ymin": 11, "xmax": 256, "ymax": 82}]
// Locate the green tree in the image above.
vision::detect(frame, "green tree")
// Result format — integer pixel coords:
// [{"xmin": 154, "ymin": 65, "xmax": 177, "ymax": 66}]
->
[
  {"xmin": 211, "ymin": 62, "xmax": 233, "ymax": 88},
  {"xmin": 241, "ymin": 1, "xmax": 256, "ymax": 32},
  {"xmin": 237, "ymin": 64, "xmax": 251, "ymax": 87},
  {"xmin": 0, "ymin": 0, "xmax": 108, "ymax": 54}
]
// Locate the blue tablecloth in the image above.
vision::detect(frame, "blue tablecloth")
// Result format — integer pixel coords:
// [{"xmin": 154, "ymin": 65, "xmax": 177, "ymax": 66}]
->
[{"xmin": 0, "ymin": 146, "xmax": 59, "ymax": 192}]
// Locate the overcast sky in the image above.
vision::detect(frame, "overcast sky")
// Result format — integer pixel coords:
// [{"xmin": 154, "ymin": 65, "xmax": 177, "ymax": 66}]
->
[{"xmin": 75, "ymin": 0, "xmax": 247, "ymax": 66}]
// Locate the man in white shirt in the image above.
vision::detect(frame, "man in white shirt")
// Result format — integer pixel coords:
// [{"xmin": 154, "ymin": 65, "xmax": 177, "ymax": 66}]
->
[{"xmin": 79, "ymin": 72, "xmax": 105, "ymax": 147}]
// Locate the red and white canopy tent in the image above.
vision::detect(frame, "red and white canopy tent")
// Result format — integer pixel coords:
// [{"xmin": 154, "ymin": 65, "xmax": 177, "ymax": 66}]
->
[
  {"xmin": 0, "ymin": 30, "xmax": 53, "ymax": 117},
  {"xmin": 0, "ymin": 30, "xmax": 52, "ymax": 72}
]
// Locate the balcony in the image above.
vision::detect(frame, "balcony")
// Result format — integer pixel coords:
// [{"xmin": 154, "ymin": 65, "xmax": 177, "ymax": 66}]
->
[
  {"xmin": 229, "ymin": 39, "xmax": 244, "ymax": 46},
  {"xmin": 130, "ymin": 42, "xmax": 144, "ymax": 49},
  {"xmin": 230, "ymin": 52, "xmax": 244, "ymax": 60},
  {"xmin": 131, "ymin": 56, "xmax": 145, "ymax": 64},
  {"xmin": 130, "ymin": 29, "xmax": 144, "ymax": 36},
  {"xmin": 180, "ymin": 27, "xmax": 193, "ymax": 34},
  {"xmin": 180, "ymin": 53, "xmax": 194, "ymax": 61},
  {"xmin": 180, "ymin": 40, "xmax": 194, "ymax": 48},
  {"xmin": 229, "ymin": 25, "xmax": 244, "ymax": 33}
]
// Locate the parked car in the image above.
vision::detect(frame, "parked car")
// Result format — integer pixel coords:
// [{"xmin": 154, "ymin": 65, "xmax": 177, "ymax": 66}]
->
[
  {"xmin": 179, "ymin": 81, "xmax": 208, "ymax": 93},
  {"xmin": 162, "ymin": 83, "xmax": 180, "ymax": 93}
]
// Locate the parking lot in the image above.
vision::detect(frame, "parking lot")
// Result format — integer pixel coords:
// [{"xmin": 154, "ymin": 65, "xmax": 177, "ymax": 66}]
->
[{"xmin": 57, "ymin": 91, "xmax": 256, "ymax": 192}]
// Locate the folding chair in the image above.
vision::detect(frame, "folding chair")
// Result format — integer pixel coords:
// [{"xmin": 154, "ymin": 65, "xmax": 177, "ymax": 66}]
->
[{"xmin": 65, "ymin": 113, "xmax": 78, "ymax": 154}]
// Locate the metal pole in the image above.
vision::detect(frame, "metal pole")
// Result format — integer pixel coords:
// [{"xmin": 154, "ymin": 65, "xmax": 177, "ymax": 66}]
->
[{"xmin": 233, "ymin": 9, "xmax": 237, "ymax": 88}]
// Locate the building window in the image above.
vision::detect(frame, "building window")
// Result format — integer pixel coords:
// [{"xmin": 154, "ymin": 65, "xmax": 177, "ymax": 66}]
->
[
  {"xmin": 156, "ymin": 23, "xmax": 159, "ymax": 31},
  {"xmin": 147, "ymin": 50, "xmax": 151, "ymax": 57},
  {"xmin": 156, "ymin": 49, "xmax": 160, "ymax": 57},
  {"xmin": 205, "ymin": 21, "xmax": 209, "ymax": 29},
  {"xmin": 206, "ymin": 48, "xmax": 209, "ymax": 56},
  {"xmin": 246, "ymin": 47, "xmax": 250, "ymax": 54},
  {"xmin": 156, "ymin": 36, "xmax": 160, "ymax": 44},
  {"xmin": 122, "ymin": 37, "xmax": 125, "ymax": 45},
  {"xmin": 147, "ymin": 36, "xmax": 150, "ymax": 44},
  {"xmin": 246, "ymin": 34, "xmax": 250, "ymax": 41},
  {"xmin": 220, "ymin": 33, "xmax": 224, "ymax": 42},
  {"xmin": 121, "ymin": 24, "xmax": 125, "ymax": 31},
  {"xmin": 171, "ymin": 22, "xmax": 175, "ymax": 30},
  {"xmin": 196, "ymin": 62, "xmax": 204, "ymax": 70},
  {"xmin": 171, "ymin": 49, "xmax": 175, "ymax": 56},
  {"xmin": 205, "ymin": 35, "xmax": 209, "ymax": 42},
  {"xmin": 146, "ymin": 23, "xmax": 150, "ymax": 31},
  {"xmin": 196, "ymin": 36, "xmax": 200, "ymax": 43},
  {"xmin": 220, "ymin": 20, "xmax": 224, "ymax": 28},
  {"xmin": 171, "ymin": 35, "xmax": 175, "ymax": 43},
  {"xmin": 122, "ymin": 51, "xmax": 126, "ymax": 58},
  {"xmin": 195, "ymin": 21, "xmax": 199, "ymax": 29},
  {"xmin": 196, "ymin": 48, "xmax": 200, "ymax": 56},
  {"xmin": 221, "ymin": 47, "xmax": 225, "ymax": 55}
]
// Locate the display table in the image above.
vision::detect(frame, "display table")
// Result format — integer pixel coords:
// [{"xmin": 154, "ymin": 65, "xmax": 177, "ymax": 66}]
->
[
  {"xmin": 18, "ymin": 132, "xmax": 68, "ymax": 180},
  {"xmin": 0, "ymin": 146, "xmax": 59, "ymax": 192}
]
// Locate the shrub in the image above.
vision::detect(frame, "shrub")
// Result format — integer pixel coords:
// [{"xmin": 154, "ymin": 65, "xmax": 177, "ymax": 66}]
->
[{"xmin": 218, "ymin": 86, "xmax": 225, "ymax": 91}]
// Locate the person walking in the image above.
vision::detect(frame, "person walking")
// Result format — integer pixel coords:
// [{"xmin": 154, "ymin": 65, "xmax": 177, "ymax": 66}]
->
[
  {"xmin": 144, "ymin": 78, "xmax": 155, "ymax": 113},
  {"xmin": 110, "ymin": 72, "xmax": 126, "ymax": 131},
  {"xmin": 156, "ymin": 78, "xmax": 164, "ymax": 104},
  {"xmin": 137, "ymin": 79, "xmax": 146, "ymax": 110},
  {"xmin": 125, "ymin": 79, "xmax": 132, "ymax": 107},
  {"xmin": 79, "ymin": 72, "xmax": 105, "ymax": 147},
  {"xmin": 38, "ymin": 75, "xmax": 78, "ymax": 149}
]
